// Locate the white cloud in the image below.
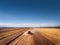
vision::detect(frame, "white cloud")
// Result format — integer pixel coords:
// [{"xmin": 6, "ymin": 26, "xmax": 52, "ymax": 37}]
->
[{"xmin": 0, "ymin": 22, "xmax": 58, "ymax": 27}]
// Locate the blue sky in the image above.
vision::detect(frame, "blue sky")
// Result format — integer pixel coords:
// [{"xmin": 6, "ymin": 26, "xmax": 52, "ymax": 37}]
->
[{"xmin": 0, "ymin": 0, "xmax": 60, "ymax": 27}]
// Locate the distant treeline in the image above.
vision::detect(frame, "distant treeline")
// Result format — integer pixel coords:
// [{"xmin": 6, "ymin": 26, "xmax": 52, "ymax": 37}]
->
[{"xmin": 0, "ymin": 27, "xmax": 60, "ymax": 28}]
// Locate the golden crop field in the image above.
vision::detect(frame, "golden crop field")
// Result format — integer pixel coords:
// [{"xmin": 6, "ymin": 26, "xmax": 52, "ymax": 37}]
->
[
  {"xmin": 34, "ymin": 28, "xmax": 60, "ymax": 45},
  {"xmin": 0, "ymin": 28, "xmax": 60, "ymax": 45}
]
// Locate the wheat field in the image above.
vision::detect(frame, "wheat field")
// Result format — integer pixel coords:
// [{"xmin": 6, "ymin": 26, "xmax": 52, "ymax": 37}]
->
[{"xmin": 0, "ymin": 28, "xmax": 60, "ymax": 45}]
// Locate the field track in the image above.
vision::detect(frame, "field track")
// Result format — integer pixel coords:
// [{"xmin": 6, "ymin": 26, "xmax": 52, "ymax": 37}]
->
[{"xmin": 0, "ymin": 28, "xmax": 60, "ymax": 45}]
